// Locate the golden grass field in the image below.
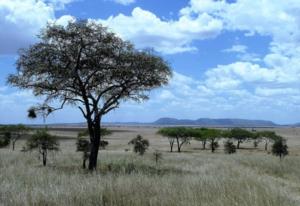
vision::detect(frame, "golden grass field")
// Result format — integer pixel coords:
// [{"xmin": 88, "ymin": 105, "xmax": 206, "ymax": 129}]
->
[{"xmin": 1, "ymin": 126, "xmax": 300, "ymax": 206}]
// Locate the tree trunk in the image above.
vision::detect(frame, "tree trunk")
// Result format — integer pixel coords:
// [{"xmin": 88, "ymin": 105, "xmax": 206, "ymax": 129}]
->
[
  {"xmin": 265, "ymin": 142, "xmax": 268, "ymax": 151},
  {"xmin": 42, "ymin": 151, "xmax": 47, "ymax": 166},
  {"xmin": 202, "ymin": 140, "xmax": 206, "ymax": 150},
  {"xmin": 176, "ymin": 137, "xmax": 181, "ymax": 153},
  {"xmin": 88, "ymin": 120, "xmax": 101, "ymax": 170},
  {"xmin": 83, "ymin": 157, "xmax": 87, "ymax": 169},
  {"xmin": 237, "ymin": 141, "xmax": 240, "ymax": 149},
  {"xmin": 211, "ymin": 140, "xmax": 215, "ymax": 153},
  {"xmin": 12, "ymin": 141, "xmax": 16, "ymax": 151},
  {"xmin": 170, "ymin": 141, "xmax": 174, "ymax": 152}
]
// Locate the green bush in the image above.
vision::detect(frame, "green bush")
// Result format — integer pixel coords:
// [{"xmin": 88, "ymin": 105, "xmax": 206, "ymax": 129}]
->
[
  {"xmin": 128, "ymin": 135, "xmax": 149, "ymax": 155},
  {"xmin": 272, "ymin": 138, "xmax": 288, "ymax": 160},
  {"xmin": 224, "ymin": 140, "xmax": 236, "ymax": 154}
]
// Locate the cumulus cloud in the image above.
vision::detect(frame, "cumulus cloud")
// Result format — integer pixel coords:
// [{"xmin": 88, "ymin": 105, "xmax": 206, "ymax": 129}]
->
[
  {"xmin": 98, "ymin": 7, "xmax": 223, "ymax": 54},
  {"xmin": 0, "ymin": 0, "xmax": 74, "ymax": 54}
]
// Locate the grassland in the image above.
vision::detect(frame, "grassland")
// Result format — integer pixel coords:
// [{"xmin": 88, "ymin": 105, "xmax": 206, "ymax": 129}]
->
[{"xmin": 1, "ymin": 126, "xmax": 300, "ymax": 206}]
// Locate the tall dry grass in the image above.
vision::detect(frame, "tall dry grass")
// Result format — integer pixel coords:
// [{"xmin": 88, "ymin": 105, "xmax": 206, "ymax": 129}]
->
[{"xmin": 1, "ymin": 140, "xmax": 300, "ymax": 206}]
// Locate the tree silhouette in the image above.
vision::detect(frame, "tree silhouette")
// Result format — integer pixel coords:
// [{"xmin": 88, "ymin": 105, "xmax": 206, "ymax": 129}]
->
[{"xmin": 8, "ymin": 20, "xmax": 172, "ymax": 170}]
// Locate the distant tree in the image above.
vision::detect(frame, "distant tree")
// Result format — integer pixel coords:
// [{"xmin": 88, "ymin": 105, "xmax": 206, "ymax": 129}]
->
[
  {"xmin": 191, "ymin": 128, "xmax": 208, "ymax": 150},
  {"xmin": 227, "ymin": 128, "xmax": 253, "ymax": 149},
  {"xmin": 0, "ymin": 127, "xmax": 11, "ymax": 148},
  {"xmin": 224, "ymin": 140, "xmax": 236, "ymax": 154},
  {"xmin": 157, "ymin": 128, "xmax": 176, "ymax": 152},
  {"xmin": 8, "ymin": 20, "xmax": 172, "ymax": 170},
  {"xmin": 25, "ymin": 130, "xmax": 59, "ymax": 166},
  {"xmin": 272, "ymin": 137, "xmax": 288, "ymax": 160},
  {"xmin": 8, "ymin": 124, "xmax": 31, "ymax": 151},
  {"xmin": 128, "ymin": 135, "xmax": 149, "ymax": 155},
  {"xmin": 76, "ymin": 138, "xmax": 90, "ymax": 169},
  {"xmin": 153, "ymin": 150, "xmax": 163, "ymax": 165},
  {"xmin": 251, "ymin": 132, "xmax": 262, "ymax": 148},
  {"xmin": 203, "ymin": 129, "xmax": 222, "ymax": 153},
  {"xmin": 76, "ymin": 128, "xmax": 112, "ymax": 168},
  {"xmin": 157, "ymin": 127, "xmax": 191, "ymax": 153},
  {"xmin": 257, "ymin": 131, "xmax": 279, "ymax": 151}
]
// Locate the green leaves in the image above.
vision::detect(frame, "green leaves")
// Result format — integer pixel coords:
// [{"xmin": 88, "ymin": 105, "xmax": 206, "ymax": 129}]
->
[{"xmin": 26, "ymin": 129, "xmax": 59, "ymax": 151}]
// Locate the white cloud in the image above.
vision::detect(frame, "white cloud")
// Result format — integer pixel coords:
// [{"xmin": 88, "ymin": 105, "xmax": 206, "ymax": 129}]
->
[
  {"xmin": 223, "ymin": 44, "xmax": 247, "ymax": 53},
  {"xmin": 98, "ymin": 7, "xmax": 223, "ymax": 54},
  {"xmin": 0, "ymin": 0, "xmax": 74, "ymax": 54},
  {"xmin": 111, "ymin": 0, "xmax": 135, "ymax": 6}
]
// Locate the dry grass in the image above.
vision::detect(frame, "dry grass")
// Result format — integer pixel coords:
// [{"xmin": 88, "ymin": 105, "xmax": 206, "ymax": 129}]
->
[{"xmin": 1, "ymin": 126, "xmax": 300, "ymax": 206}]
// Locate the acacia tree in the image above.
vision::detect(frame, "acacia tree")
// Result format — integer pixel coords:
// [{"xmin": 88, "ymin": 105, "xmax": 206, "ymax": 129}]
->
[
  {"xmin": 9, "ymin": 124, "xmax": 31, "ymax": 151},
  {"xmin": 227, "ymin": 128, "xmax": 253, "ymax": 149},
  {"xmin": 26, "ymin": 130, "xmax": 59, "ymax": 166},
  {"xmin": 158, "ymin": 127, "xmax": 191, "ymax": 153},
  {"xmin": 202, "ymin": 129, "xmax": 222, "ymax": 153},
  {"xmin": 191, "ymin": 128, "xmax": 209, "ymax": 150},
  {"xmin": 257, "ymin": 131, "xmax": 278, "ymax": 151},
  {"xmin": 8, "ymin": 20, "xmax": 172, "ymax": 170}
]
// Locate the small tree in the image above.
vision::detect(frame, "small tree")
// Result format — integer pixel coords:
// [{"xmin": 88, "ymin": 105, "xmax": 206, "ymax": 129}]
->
[
  {"xmin": 224, "ymin": 140, "xmax": 236, "ymax": 154},
  {"xmin": 8, "ymin": 124, "xmax": 31, "ymax": 151},
  {"xmin": 227, "ymin": 128, "xmax": 253, "ymax": 149},
  {"xmin": 257, "ymin": 131, "xmax": 278, "ymax": 151},
  {"xmin": 157, "ymin": 127, "xmax": 191, "ymax": 153},
  {"xmin": 191, "ymin": 128, "xmax": 208, "ymax": 150},
  {"xmin": 157, "ymin": 128, "xmax": 176, "ymax": 152},
  {"xmin": 25, "ymin": 130, "xmax": 59, "ymax": 166},
  {"xmin": 0, "ymin": 128, "xmax": 11, "ymax": 148},
  {"xmin": 76, "ymin": 138, "xmax": 90, "ymax": 169},
  {"xmin": 203, "ymin": 129, "xmax": 222, "ymax": 153},
  {"xmin": 272, "ymin": 137, "xmax": 288, "ymax": 160},
  {"xmin": 128, "ymin": 135, "xmax": 149, "ymax": 155},
  {"xmin": 251, "ymin": 132, "xmax": 262, "ymax": 148},
  {"xmin": 153, "ymin": 150, "xmax": 163, "ymax": 165}
]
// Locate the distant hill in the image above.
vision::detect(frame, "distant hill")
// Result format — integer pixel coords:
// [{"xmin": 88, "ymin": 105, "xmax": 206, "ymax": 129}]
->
[
  {"xmin": 24, "ymin": 117, "xmax": 280, "ymax": 128},
  {"xmin": 153, "ymin": 117, "xmax": 278, "ymax": 127}
]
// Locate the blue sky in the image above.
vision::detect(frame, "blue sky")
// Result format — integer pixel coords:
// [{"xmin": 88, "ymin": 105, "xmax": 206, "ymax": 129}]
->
[{"xmin": 1, "ymin": 0, "xmax": 300, "ymax": 124}]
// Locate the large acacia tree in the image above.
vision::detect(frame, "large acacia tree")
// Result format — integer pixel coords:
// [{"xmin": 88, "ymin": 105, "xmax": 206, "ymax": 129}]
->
[{"xmin": 8, "ymin": 20, "xmax": 172, "ymax": 170}]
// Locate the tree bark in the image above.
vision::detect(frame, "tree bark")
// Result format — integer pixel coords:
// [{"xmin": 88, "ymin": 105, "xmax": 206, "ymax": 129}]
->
[
  {"xmin": 176, "ymin": 137, "xmax": 181, "ymax": 153},
  {"xmin": 211, "ymin": 140, "xmax": 215, "ymax": 153},
  {"xmin": 83, "ymin": 157, "xmax": 87, "ymax": 169},
  {"xmin": 88, "ymin": 118, "xmax": 101, "ymax": 170},
  {"xmin": 237, "ymin": 140, "xmax": 240, "ymax": 149},
  {"xmin": 265, "ymin": 142, "xmax": 268, "ymax": 151},
  {"xmin": 169, "ymin": 138, "xmax": 174, "ymax": 152},
  {"xmin": 12, "ymin": 141, "xmax": 16, "ymax": 151},
  {"xmin": 42, "ymin": 151, "xmax": 47, "ymax": 166},
  {"xmin": 202, "ymin": 140, "xmax": 206, "ymax": 150}
]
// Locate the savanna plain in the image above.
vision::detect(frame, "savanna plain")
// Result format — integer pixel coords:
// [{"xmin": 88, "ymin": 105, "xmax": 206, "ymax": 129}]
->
[{"xmin": 1, "ymin": 126, "xmax": 300, "ymax": 206}]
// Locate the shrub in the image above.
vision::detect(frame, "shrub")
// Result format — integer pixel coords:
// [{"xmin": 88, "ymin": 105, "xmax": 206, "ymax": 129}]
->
[
  {"xmin": 0, "ymin": 131, "xmax": 11, "ymax": 148},
  {"xmin": 25, "ymin": 129, "xmax": 59, "ymax": 166},
  {"xmin": 272, "ymin": 138, "xmax": 288, "ymax": 160},
  {"xmin": 128, "ymin": 135, "xmax": 149, "ymax": 155},
  {"xmin": 153, "ymin": 150, "xmax": 163, "ymax": 165},
  {"xmin": 224, "ymin": 140, "xmax": 236, "ymax": 154}
]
